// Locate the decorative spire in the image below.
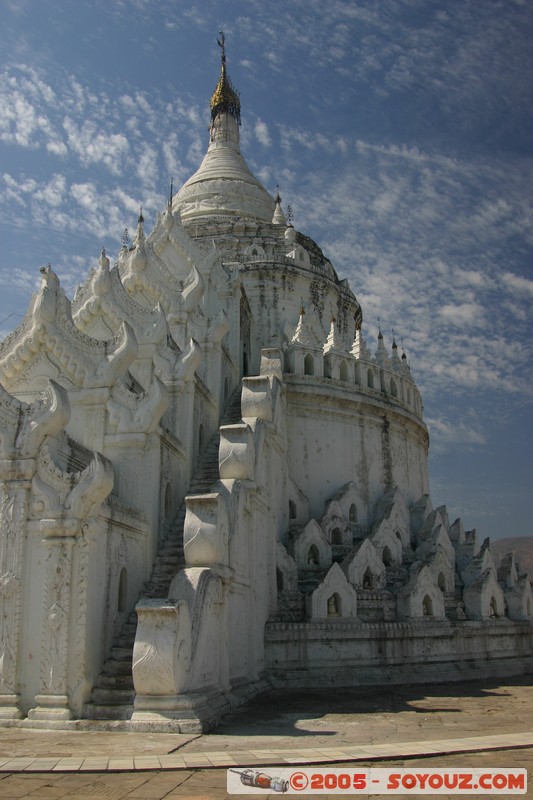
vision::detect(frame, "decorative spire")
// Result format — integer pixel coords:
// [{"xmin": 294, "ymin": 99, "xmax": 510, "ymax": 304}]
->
[
  {"xmin": 168, "ymin": 177, "xmax": 174, "ymax": 208},
  {"xmin": 272, "ymin": 186, "xmax": 287, "ymax": 225},
  {"xmin": 291, "ymin": 304, "xmax": 311, "ymax": 345},
  {"xmin": 133, "ymin": 208, "xmax": 145, "ymax": 246},
  {"xmin": 210, "ymin": 30, "xmax": 241, "ymax": 124},
  {"xmin": 400, "ymin": 340, "xmax": 411, "ymax": 374},
  {"xmin": 376, "ymin": 320, "xmax": 388, "ymax": 364},
  {"xmin": 98, "ymin": 247, "xmax": 110, "ymax": 271},
  {"xmin": 324, "ymin": 314, "xmax": 342, "ymax": 354},
  {"xmin": 391, "ymin": 329, "xmax": 401, "ymax": 368},
  {"xmin": 286, "ymin": 203, "xmax": 294, "ymax": 225},
  {"xmin": 351, "ymin": 327, "xmax": 370, "ymax": 359}
]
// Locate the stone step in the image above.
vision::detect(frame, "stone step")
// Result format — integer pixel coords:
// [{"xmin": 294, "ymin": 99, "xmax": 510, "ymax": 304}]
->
[
  {"xmin": 192, "ymin": 474, "xmax": 220, "ymax": 484},
  {"xmin": 102, "ymin": 659, "xmax": 132, "ymax": 676},
  {"xmin": 108, "ymin": 646, "xmax": 133, "ymax": 662},
  {"xmin": 152, "ymin": 549, "xmax": 183, "ymax": 562},
  {"xmin": 152, "ymin": 562, "xmax": 181, "ymax": 573},
  {"xmin": 158, "ymin": 547, "xmax": 183, "ymax": 557},
  {"xmin": 153, "ymin": 548, "xmax": 182, "ymax": 559},
  {"xmin": 97, "ymin": 673, "xmax": 135, "ymax": 689},
  {"xmin": 120, "ymin": 623, "xmax": 137, "ymax": 637},
  {"xmin": 83, "ymin": 703, "xmax": 134, "ymax": 720},
  {"xmin": 83, "ymin": 388, "xmax": 244, "ymax": 722},
  {"xmin": 144, "ymin": 576, "xmax": 174, "ymax": 587},
  {"xmin": 191, "ymin": 471, "xmax": 219, "ymax": 483},
  {"xmin": 116, "ymin": 636, "xmax": 136, "ymax": 649},
  {"xmin": 142, "ymin": 583, "xmax": 171, "ymax": 594},
  {"xmin": 91, "ymin": 687, "xmax": 135, "ymax": 704}
]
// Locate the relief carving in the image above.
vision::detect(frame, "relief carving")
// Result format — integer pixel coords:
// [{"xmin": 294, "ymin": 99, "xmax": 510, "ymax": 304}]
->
[
  {"xmin": 181, "ymin": 265, "xmax": 205, "ymax": 313},
  {"xmin": 176, "ymin": 338, "xmax": 202, "ymax": 383},
  {"xmin": 107, "ymin": 377, "xmax": 169, "ymax": 434},
  {"xmin": 133, "ymin": 600, "xmax": 192, "ymax": 696},
  {"xmin": 40, "ymin": 540, "xmax": 73, "ymax": 697}
]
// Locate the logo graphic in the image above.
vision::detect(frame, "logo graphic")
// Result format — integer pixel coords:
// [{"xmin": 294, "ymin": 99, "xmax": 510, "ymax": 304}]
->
[{"xmin": 229, "ymin": 768, "xmax": 289, "ymax": 793}]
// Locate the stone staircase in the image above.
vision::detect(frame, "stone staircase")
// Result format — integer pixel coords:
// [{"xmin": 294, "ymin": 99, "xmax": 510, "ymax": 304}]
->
[{"xmin": 83, "ymin": 389, "xmax": 243, "ymax": 722}]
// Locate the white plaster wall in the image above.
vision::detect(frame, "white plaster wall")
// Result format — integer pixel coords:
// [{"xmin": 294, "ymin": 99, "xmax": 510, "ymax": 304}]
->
[
  {"xmin": 240, "ymin": 266, "xmax": 358, "ymax": 373},
  {"xmin": 285, "ymin": 380, "xmax": 429, "ymax": 523},
  {"xmin": 265, "ymin": 621, "xmax": 533, "ymax": 687},
  {"xmin": 17, "ymin": 512, "xmax": 147, "ymax": 717}
]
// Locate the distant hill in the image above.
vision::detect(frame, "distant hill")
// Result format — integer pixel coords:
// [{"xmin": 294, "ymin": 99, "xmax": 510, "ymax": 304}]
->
[{"xmin": 491, "ymin": 536, "xmax": 533, "ymax": 577}]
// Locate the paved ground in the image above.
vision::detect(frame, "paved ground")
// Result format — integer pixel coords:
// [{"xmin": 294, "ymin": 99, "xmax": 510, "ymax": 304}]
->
[{"xmin": 0, "ymin": 674, "xmax": 531, "ymax": 799}]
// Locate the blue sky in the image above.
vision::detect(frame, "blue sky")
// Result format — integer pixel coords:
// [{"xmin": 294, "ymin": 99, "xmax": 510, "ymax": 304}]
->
[{"xmin": 0, "ymin": 0, "xmax": 532, "ymax": 541}]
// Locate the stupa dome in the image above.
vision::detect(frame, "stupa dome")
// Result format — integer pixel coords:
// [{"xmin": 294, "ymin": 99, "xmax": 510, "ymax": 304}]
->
[{"xmin": 173, "ymin": 33, "xmax": 274, "ymax": 223}]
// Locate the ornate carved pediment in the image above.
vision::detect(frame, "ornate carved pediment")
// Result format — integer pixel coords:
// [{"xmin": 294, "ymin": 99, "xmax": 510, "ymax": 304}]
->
[
  {"xmin": 288, "ymin": 305, "xmax": 325, "ymax": 350},
  {"xmin": 0, "ymin": 268, "xmax": 139, "ymax": 391},
  {"xmin": 504, "ymin": 573, "xmax": 533, "ymax": 621},
  {"xmin": 74, "ymin": 251, "xmax": 175, "ymax": 345},
  {"xmin": 463, "ymin": 568, "xmax": 505, "ymax": 620},
  {"xmin": 0, "ymin": 380, "xmax": 69, "ymax": 461},
  {"xmin": 30, "ymin": 441, "xmax": 113, "ymax": 526},
  {"xmin": 397, "ymin": 562, "xmax": 446, "ymax": 619},
  {"xmin": 460, "ymin": 538, "xmax": 496, "ymax": 589},
  {"xmin": 118, "ymin": 212, "xmax": 211, "ymax": 329},
  {"xmin": 276, "ymin": 541, "xmax": 298, "ymax": 593},
  {"xmin": 151, "ymin": 207, "xmax": 209, "ymax": 277},
  {"xmin": 175, "ymin": 338, "xmax": 202, "ymax": 383},
  {"xmin": 94, "ymin": 322, "xmax": 138, "ymax": 387},
  {"xmin": 306, "ymin": 562, "xmax": 357, "ymax": 619},
  {"xmin": 368, "ymin": 517, "xmax": 402, "ymax": 566},
  {"xmin": 183, "ymin": 493, "xmax": 229, "ymax": 568},
  {"xmin": 181, "ymin": 265, "xmax": 205, "ymax": 313},
  {"xmin": 292, "ymin": 519, "xmax": 331, "ymax": 568},
  {"xmin": 342, "ymin": 539, "xmax": 386, "ymax": 589},
  {"xmin": 107, "ymin": 377, "xmax": 169, "ymax": 434},
  {"xmin": 372, "ymin": 487, "xmax": 410, "ymax": 548},
  {"xmin": 416, "ymin": 522, "xmax": 455, "ymax": 564}
]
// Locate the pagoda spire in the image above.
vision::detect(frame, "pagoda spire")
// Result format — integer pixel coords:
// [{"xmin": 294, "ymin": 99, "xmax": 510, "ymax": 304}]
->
[
  {"xmin": 375, "ymin": 322, "xmax": 388, "ymax": 365},
  {"xmin": 324, "ymin": 314, "xmax": 342, "ymax": 354},
  {"xmin": 210, "ymin": 30, "xmax": 241, "ymax": 125},
  {"xmin": 172, "ymin": 33, "xmax": 275, "ymax": 223},
  {"xmin": 132, "ymin": 207, "xmax": 145, "ymax": 246},
  {"xmin": 291, "ymin": 304, "xmax": 311, "ymax": 345},
  {"xmin": 272, "ymin": 187, "xmax": 287, "ymax": 225}
]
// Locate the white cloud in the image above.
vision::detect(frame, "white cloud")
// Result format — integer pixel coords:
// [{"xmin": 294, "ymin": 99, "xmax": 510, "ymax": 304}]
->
[
  {"xmin": 46, "ymin": 139, "xmax": 68, "ymax": 156},
  {"xmin": 1, "ymin": 172, "xmax": 37, "ymax": 207},
  {"xmin": 439, "ymin": 302, "xmax": 485, "ymax": 328},
  {"xmin": 0, "ymin": 89, "xmax": 38, "ymax": 147},
  {"xmin": 425, "ymin": 415, "xmax": 487, "ymax": 453},
  {"xmin": 254, "ymin": 119, "xmax": 271, "ymax": 147},
  {"xmin": 70, "ymin": 181, "xmax": 99, "ymax": 212},
  {"xmin": 111, "ymin": 188, "xmax": 143, "ymax": 216},
  {"xmin": 500, "ymin": 271, "xmax": 533, "ymax": 299},
  {"xmin": 162, "ymin": 133, "xmax": 181, "ymax": 180},
  {"xmin": 34, "ymin": 173, "xmax": 67, "ymax": 207},
  {"xmin": 136, "ymin": 143, "xmax": 159, "ymax": 188},
  {"xmin": 0, "ymin": 8, "xmax": 530, "ymax": 448},
  {"xmin": 63, "ymin": 117, "xmax": 130, "ymax": 175}
]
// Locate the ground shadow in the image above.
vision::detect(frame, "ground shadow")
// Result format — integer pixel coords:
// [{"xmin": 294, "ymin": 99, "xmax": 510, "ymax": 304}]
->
[{"xmin": 211, "ymin": 673, "xmax": 533, "ymax": 738}]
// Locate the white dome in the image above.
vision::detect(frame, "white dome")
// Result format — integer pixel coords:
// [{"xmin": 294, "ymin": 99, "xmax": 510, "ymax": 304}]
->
[{"xmin": 174, "ymin": 113, "xmax": 274, "ymax": 223}]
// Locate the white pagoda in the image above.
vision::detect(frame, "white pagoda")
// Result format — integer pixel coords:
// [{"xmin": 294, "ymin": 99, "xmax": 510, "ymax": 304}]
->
[{"xmin": 0, "ymin": 35, "xmax": 531, "ymax": 731}]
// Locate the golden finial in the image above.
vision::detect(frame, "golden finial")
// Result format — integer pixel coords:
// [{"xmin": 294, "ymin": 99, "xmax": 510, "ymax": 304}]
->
[
  {"xmin": 217, "ymin": 30, "xmax": 226, "ymax": 63},
  {"xmin": 210, "ymin": 30, "xmax": 241, "ymax": 124}
]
